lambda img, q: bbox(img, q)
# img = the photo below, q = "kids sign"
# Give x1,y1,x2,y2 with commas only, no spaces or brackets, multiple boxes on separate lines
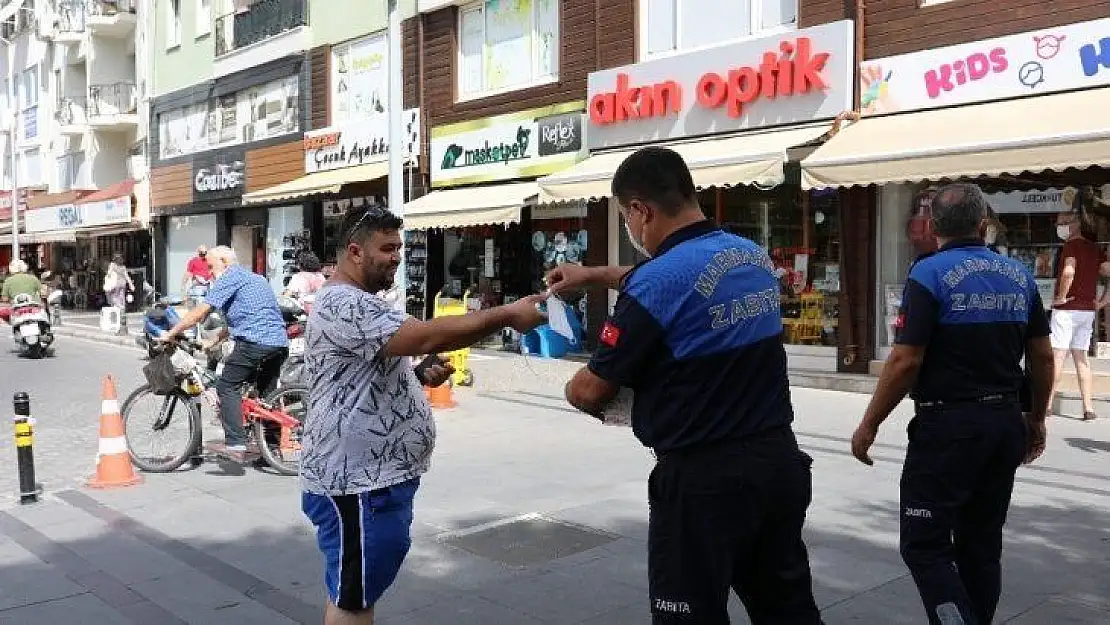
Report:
586,20,854,150
859,16,1110,116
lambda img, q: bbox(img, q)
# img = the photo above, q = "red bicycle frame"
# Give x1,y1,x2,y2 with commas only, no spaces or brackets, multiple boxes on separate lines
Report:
241,396,301,429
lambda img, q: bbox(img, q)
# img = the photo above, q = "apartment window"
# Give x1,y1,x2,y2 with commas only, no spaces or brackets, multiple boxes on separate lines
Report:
20,149,42,186
20,66,38,110
168,0,182,48
197,0,211,37
641,0,797,59
457,0,559,100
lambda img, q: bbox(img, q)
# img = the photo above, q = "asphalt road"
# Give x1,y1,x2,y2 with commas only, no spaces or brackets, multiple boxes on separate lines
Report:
0,336,149,505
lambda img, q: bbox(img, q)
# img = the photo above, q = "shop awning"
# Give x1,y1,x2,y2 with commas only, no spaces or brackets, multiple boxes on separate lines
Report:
0,231,78,245
800,87,1110,189
75,221,145,237
403,181,539,230
537,124,830,202
242,162,390,205
76,179,136,203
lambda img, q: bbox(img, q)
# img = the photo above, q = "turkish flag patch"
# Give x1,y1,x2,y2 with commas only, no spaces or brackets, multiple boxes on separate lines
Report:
600,322,622,347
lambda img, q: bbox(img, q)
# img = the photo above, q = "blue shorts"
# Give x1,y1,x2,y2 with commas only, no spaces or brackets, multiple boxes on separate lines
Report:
301,479,419,611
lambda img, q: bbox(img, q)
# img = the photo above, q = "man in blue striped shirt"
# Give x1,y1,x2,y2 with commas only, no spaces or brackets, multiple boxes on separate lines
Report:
164,245,289,463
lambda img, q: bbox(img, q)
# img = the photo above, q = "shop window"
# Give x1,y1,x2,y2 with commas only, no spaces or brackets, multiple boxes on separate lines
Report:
457,0,559,100
331,32,387,123
719,186,840,347
640,0,796,60
158,74,299,159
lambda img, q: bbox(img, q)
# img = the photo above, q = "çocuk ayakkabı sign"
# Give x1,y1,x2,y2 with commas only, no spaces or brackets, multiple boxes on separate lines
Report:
585,20,855,150
430,102,586,188
302,109,421,175
860,16,1110,116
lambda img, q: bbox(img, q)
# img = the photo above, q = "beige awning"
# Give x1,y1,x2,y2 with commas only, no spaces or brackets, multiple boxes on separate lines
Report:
801,87,1110,189
242,162,390,205
0,231,78,245
538,124,830,202
404,181,539,230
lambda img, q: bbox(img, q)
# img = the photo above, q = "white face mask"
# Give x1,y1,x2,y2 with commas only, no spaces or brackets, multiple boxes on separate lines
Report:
1057,225,1072,241
624,220,651,258
984,226,998,245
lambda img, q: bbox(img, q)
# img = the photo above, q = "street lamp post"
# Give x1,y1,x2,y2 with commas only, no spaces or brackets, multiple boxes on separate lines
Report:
387,0,405,312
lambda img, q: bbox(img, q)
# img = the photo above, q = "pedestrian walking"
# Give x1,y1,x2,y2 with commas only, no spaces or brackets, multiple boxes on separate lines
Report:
850,183,1055,625
552,147,823,625
299,206,548,625
1048,209,1110,420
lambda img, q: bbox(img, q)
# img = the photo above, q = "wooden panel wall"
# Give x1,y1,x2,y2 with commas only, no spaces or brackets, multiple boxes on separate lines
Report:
864,0,1110,59
799,0,852,28
246,141,306,192
310,46,330,130
837,186,877,373
421,0,624,127
150,164,192,208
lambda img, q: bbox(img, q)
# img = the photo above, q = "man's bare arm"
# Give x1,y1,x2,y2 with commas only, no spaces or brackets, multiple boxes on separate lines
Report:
383,294,546,358
1055,257,1076,305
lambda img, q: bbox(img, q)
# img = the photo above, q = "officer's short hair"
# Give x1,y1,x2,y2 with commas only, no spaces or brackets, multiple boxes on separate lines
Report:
931,184,988,238
612,147,696,216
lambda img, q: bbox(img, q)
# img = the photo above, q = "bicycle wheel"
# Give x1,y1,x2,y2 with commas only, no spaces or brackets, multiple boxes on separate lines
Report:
253,385,309,476
122,384,202,473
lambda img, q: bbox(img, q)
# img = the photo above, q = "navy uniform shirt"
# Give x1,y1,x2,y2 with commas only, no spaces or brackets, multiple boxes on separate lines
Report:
896,239,1050,403
588,221,794,453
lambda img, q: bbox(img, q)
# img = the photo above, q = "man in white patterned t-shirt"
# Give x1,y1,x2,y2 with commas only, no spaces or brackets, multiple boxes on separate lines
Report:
301,206,548,625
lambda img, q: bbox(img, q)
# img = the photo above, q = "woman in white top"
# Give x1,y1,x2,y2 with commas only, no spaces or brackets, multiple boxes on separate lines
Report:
284,252,326,304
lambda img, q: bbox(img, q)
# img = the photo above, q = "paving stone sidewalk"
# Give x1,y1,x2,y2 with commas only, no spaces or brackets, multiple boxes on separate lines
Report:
1,385,1108,624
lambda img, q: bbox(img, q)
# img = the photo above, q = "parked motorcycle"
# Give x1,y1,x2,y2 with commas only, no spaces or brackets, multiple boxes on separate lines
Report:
9,293,55,358
277,296,309,388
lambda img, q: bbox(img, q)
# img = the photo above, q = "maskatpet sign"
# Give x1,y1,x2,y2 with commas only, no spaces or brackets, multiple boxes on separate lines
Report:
585,20,854,150
303,109,421,175
430,102,586,188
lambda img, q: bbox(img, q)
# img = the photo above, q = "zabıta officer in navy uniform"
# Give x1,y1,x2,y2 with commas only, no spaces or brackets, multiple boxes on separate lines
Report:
550,147,823,625
851,184,1055,625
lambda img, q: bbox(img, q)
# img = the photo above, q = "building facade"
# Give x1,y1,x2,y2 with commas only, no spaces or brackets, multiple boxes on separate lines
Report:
0,0,149,304
800,0,1110,373
148,0,315,295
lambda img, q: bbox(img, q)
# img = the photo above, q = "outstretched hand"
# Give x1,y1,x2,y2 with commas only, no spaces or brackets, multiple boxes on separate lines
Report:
504,292,550,332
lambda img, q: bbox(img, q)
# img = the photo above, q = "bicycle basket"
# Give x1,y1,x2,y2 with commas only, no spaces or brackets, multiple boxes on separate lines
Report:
143,350,182,396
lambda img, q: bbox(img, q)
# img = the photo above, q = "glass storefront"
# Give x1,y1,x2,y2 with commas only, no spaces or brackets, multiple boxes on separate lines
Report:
875,180,1110,357
718,186,842,347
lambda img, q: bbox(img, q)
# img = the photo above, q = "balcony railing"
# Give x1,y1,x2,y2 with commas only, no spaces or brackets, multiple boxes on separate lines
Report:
55,96,88,126
88,82,137,117
87,0,137,17
214,0,306,57
55,0,136,33
56,0,87,34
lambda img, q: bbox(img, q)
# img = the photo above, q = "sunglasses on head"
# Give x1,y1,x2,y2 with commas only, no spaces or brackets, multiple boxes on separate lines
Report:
344,206,392,246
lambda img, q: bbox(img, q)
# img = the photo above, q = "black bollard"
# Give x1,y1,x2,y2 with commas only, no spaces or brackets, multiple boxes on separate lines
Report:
13,392,40,505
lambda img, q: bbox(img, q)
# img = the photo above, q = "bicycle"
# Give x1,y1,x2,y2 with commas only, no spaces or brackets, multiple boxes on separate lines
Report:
122,338,308,476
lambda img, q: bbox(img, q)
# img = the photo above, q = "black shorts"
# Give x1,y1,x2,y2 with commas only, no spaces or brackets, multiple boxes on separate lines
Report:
648,431,823,625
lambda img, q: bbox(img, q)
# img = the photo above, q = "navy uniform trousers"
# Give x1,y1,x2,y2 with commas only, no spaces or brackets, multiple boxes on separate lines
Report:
899,403,1027,625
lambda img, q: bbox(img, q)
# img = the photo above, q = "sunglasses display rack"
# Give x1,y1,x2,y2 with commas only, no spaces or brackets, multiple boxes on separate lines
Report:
405,230,429,320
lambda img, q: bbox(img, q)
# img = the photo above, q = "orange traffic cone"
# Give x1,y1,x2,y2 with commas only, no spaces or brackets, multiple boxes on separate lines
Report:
88,375,142,489
425,382,457,410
